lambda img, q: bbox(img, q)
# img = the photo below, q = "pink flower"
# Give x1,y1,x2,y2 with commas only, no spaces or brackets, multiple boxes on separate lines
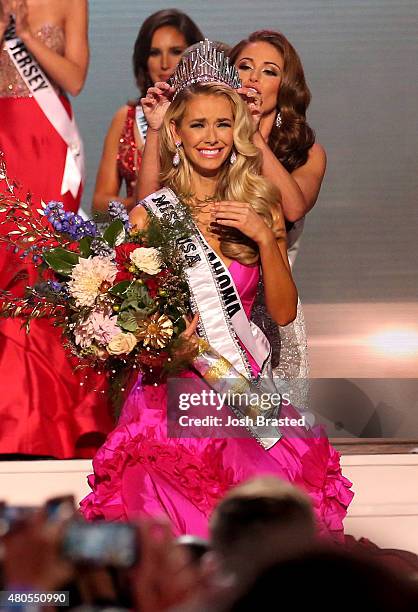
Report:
74,310,120,348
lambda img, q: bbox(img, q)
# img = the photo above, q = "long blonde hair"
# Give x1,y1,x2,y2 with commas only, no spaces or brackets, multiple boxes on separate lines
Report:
159,83,281,265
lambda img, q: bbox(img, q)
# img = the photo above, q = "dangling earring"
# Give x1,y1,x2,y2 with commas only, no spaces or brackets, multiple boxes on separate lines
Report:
172,142,181,167
275,111,282,129
230,150,237,165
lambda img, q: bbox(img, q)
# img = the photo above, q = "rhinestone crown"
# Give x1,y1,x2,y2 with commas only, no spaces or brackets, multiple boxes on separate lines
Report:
170,39,241,97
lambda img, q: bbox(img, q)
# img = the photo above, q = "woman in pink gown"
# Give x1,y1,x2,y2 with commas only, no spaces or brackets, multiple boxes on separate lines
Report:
81,50,353,540
81,260,352,540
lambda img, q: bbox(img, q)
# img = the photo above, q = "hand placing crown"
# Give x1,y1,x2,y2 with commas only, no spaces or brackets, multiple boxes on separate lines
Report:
169,39,241,98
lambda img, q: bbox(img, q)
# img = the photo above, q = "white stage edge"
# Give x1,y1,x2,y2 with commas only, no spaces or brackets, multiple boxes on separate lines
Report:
1,454,418,554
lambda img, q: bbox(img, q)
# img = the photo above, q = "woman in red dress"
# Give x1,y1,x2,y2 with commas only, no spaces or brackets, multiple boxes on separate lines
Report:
0,0,113,458
92,9,203,214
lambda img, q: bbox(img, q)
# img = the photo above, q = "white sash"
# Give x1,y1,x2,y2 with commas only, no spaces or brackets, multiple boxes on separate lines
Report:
140,188,271,381
4,19,85,199
135,106,148,145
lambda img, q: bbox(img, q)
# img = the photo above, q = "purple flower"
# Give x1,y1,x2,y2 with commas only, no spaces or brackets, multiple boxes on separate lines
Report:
90,238,115,258
47,280,69,298
83,220,99,237
108,200,132,231
45,201,64,215
43,201,99,239
49,280,63,292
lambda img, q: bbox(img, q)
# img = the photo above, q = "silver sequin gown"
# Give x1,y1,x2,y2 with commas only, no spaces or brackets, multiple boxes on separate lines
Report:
252,218,310,412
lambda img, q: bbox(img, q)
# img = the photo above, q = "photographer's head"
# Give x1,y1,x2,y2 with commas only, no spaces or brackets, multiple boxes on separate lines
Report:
226,547,418,612
209,476,316,583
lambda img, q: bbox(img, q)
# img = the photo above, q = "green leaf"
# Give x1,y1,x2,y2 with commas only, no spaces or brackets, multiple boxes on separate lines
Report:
43,247,79,276
103,219,124,247
117,310,139,332
125,282,153,307
79,236,93,257
120,297,140,311
117,307,149,332
133,308,150,320
109,280,132,296
48,247,79,264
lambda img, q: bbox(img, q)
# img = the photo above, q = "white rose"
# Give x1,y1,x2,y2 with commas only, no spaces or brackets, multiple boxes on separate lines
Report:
130,247,161,275
107,332,138,355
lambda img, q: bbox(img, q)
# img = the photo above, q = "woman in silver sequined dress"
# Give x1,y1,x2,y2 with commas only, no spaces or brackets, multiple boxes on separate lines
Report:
229,31,327,399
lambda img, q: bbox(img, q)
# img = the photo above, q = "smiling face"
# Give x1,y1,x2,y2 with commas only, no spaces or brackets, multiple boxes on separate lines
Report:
147,26,188,84
235,41,284,115
171,94,235,177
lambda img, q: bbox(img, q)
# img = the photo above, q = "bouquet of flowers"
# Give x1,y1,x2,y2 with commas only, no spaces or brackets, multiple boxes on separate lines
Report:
0,153,195,392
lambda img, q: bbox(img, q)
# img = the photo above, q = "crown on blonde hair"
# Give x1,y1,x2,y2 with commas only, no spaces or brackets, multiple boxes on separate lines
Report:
170,39,241,98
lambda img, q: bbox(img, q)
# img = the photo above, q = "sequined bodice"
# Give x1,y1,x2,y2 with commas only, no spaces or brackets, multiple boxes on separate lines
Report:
117,104,143,197
0,24,65,98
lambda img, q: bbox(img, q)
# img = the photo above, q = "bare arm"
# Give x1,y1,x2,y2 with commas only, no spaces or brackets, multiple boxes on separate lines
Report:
92,106,135,213
129,203,148,230
15,0,89,96
254,132,327,223
136,127,161,200
258,212,298,325
135,82,174,200
237,88,326,223
0,0,13,40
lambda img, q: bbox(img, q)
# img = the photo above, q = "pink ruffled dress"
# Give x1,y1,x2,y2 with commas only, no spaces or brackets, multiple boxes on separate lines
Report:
80,261,353,540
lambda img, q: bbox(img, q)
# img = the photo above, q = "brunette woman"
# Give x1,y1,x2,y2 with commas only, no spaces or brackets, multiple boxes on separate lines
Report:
230,30,326,385
92,9,203,213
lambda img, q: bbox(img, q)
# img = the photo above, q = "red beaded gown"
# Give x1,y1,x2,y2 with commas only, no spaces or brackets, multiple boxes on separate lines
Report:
0,24,113,458
116,103,143,198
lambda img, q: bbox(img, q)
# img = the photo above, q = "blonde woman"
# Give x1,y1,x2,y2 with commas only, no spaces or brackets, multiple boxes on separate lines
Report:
81,71,352,540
